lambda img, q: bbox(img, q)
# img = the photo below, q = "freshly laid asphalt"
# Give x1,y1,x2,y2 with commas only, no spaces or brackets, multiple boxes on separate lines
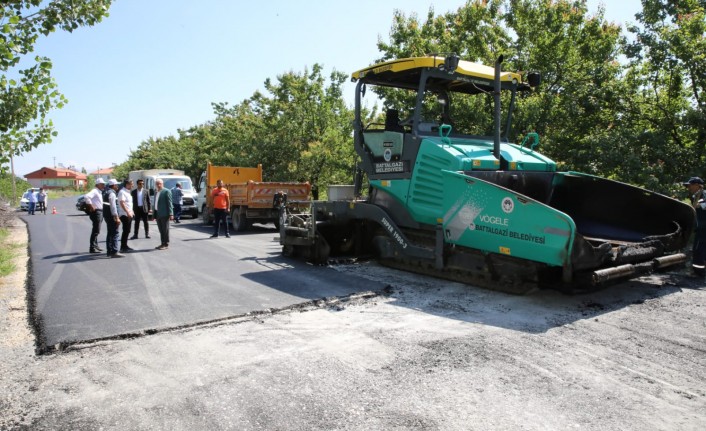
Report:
23,197,383,350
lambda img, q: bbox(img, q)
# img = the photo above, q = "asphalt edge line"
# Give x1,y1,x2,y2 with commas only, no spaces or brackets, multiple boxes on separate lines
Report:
46,287,393,355
18,216,51,356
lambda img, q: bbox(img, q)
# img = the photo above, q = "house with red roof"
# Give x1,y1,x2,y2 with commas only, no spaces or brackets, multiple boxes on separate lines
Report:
89,167,115,184
24,167,88,190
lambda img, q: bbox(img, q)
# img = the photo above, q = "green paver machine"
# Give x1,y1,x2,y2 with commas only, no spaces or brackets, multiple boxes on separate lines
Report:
280,55,694,293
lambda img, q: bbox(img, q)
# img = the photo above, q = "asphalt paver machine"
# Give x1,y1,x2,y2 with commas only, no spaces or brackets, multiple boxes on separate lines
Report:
280,55,694,293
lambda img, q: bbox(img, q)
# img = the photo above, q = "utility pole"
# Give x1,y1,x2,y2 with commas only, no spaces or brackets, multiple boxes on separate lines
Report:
10,148,17,206
53,156,56,169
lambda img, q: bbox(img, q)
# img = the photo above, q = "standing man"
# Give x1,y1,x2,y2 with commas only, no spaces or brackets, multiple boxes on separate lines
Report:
153,178,173,250
131,179,151,239
210,179,230,238
37,188,47,214
171,182,184,224
27,188,37,215
118,179,135,253
84,178,106,253
684,176,706,277
104,179,123,258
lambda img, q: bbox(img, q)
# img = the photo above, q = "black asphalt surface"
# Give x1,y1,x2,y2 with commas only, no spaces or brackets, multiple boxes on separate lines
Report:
22,197,383,349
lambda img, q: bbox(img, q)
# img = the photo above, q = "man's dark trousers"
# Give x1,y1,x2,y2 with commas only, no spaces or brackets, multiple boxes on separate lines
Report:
89,210,103,252
120,215,132,250
133,206,149,237
213,208,229,236
105,215,119,256
156,216,170,247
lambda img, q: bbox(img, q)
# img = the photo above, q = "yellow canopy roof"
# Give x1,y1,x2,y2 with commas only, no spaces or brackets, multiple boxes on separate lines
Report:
351,56,523,94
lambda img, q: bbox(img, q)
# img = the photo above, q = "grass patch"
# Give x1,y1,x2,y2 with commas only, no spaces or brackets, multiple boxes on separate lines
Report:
48,189,84,199
0,228,22,277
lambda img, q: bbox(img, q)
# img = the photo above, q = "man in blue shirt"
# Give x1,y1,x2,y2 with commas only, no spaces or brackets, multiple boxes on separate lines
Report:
171,182,184,224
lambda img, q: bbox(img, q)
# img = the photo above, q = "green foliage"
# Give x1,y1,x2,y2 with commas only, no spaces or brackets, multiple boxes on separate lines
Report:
371,0,703,195
0,1,113,169
239,65,355,188
0,171,31,204
114,0,702,199
117,65,356,191
623,0,706,196
0,227,22,277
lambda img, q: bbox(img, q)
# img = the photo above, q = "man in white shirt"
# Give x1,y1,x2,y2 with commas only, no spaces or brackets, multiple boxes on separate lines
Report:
84,178,106,253
118,179,135,253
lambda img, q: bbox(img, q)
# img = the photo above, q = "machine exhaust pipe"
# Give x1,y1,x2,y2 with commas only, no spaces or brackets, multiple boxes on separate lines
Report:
493,55,503,163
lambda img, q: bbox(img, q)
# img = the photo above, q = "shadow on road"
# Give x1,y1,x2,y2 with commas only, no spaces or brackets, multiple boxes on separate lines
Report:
378,270,692,334
175,220,277,236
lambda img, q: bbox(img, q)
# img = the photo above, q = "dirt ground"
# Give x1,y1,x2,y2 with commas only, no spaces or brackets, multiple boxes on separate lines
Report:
1,207,705,430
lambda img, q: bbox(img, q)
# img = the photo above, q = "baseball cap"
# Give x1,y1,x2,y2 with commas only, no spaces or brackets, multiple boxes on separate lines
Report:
682,177,704,186
95,178,106,185
107,179,119,186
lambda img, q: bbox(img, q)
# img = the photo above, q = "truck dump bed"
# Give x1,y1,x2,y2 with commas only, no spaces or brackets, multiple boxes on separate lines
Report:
201,163,311,231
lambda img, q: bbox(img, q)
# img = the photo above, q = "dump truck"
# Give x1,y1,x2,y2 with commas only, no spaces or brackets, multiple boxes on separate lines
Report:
279,55,695,293
198,163,311,231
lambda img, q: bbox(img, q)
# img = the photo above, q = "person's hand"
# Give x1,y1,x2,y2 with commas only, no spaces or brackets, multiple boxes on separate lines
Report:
169,215,174,221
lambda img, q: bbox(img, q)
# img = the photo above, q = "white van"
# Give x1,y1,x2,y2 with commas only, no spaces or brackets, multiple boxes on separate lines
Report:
128,169,199,218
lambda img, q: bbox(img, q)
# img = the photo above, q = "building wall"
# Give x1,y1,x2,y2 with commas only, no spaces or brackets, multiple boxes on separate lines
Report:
27,178,83,189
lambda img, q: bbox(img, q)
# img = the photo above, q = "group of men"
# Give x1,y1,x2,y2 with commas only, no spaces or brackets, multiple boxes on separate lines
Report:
23,188,48,215
84,177,231,257
84,178,175,258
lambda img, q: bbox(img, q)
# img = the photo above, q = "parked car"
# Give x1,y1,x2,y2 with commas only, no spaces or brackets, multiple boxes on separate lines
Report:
19,188,39,211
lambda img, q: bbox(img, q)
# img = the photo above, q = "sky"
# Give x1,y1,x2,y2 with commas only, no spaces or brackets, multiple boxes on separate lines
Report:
9,0,642,178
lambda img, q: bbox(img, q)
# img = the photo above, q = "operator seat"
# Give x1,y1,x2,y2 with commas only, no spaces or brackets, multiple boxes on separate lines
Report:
385,109,404,133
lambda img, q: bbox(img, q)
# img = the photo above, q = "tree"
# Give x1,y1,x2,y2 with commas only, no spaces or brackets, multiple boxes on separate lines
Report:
0,0,113,169
211,65,355,190
506,0,626,177
374,1,510,135
624,0,706,195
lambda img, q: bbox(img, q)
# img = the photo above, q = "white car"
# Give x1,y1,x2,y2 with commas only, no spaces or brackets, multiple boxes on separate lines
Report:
19,188,40,211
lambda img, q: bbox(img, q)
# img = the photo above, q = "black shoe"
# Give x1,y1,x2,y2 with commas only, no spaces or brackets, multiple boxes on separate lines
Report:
210,234,218,238
130,235,138,240
120,247,134,252
175,220,181,224
89,249,101,254
110,253,126,258
94,247,103,252
145,235,151,239
225,234,231,238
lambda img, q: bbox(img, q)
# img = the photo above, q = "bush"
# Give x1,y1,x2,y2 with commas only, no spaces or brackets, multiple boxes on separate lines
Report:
0,172,31,205
0,228,21,276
